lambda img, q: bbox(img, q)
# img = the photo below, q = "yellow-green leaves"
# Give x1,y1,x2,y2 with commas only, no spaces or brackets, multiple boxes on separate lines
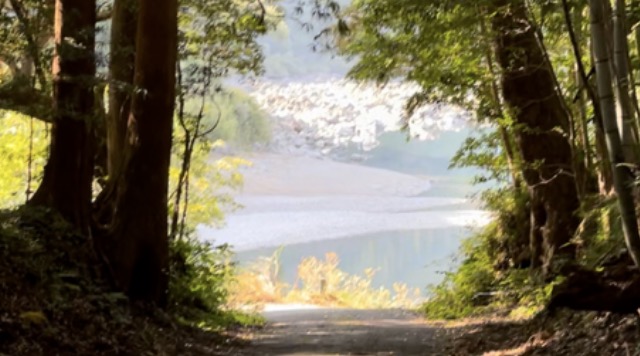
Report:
19,311,48,326
0,111,47,207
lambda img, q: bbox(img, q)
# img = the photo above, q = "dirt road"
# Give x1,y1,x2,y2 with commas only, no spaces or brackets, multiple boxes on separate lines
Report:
231,305,640,356
238,307,450,355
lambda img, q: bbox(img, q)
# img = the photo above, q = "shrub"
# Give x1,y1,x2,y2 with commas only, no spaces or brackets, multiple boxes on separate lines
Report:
420,186,542,319
229,250,422,309
168,234,263,329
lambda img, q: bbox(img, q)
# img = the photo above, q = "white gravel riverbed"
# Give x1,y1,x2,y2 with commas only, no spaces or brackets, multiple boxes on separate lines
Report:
199,153,490,251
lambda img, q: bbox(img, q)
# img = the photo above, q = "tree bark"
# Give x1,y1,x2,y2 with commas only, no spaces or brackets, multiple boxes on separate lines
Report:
29,0,96,234
93,0,137,226
104,0,178,304
479,13,522,190
107,0,137,179
491,0,580,275
590,0,640,267
613,0,640,164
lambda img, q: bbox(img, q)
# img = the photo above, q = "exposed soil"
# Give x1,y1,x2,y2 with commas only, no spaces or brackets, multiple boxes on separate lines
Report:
237,308,445,355
236,308,640,356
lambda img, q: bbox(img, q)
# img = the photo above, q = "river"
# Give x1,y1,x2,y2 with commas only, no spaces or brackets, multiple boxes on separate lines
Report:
199,131,490,296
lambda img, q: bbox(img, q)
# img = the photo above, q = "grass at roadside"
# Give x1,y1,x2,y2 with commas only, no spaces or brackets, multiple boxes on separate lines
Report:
227,249,422,310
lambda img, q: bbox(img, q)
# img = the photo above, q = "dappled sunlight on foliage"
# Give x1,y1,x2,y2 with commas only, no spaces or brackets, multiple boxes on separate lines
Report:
169,139,250,229
421,187,550,319
0,111,47,207
168,235,265,330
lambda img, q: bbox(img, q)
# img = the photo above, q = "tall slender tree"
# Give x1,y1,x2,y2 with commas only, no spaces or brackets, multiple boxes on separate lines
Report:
490,0,580,274
590,0,640,266
29,0,96,234
613,0,639,163
93,0,137,226
104,0,178,304
107,0,137,180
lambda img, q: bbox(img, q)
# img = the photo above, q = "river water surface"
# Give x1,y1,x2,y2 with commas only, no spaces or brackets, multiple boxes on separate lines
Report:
200,131,490,295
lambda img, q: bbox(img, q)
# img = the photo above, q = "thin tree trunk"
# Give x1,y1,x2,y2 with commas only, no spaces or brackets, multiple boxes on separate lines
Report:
570,2,594,169
562,0,601,195
106,0,178,304
479,13,521,190
491,0,580,275
170,58,219,240
593,43,615,195
562,0,598,199
590,0,640,266
29,0,96,234
613,0,640,163
635,25,640,101
170,64,189,240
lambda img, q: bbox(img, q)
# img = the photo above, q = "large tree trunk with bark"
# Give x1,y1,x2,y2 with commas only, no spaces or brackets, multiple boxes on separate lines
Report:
491,0,580,275
102,0,178,304
107,0,137,178
29,0,96,234
93,0,138,226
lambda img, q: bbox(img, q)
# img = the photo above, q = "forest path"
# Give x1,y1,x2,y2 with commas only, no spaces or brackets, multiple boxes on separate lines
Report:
236,307,451,355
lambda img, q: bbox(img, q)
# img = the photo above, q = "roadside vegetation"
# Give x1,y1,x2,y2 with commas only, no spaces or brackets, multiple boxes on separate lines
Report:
0,0,276,351
6,0,640,354
228,250,422,310
330,0,640,322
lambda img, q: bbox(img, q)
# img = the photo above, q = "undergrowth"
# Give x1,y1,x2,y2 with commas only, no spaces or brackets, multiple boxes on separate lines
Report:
421,187,550,319
228,249,422,309
168,235,264,330
421,186,626,320
0,208,256,355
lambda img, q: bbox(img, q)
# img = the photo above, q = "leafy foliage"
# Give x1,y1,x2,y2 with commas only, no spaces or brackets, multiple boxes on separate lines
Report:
339,1,489,115
0,207,240,354
450,128,511,184
167,235,263,329
205,89,272,148
169,139,249,229
0,111,47,207
421,187,538,319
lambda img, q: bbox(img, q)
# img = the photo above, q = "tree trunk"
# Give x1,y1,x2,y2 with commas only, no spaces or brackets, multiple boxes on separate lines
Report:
479,14,522,190
491,0,580,275
105,0,178,304
590,0,640,267
107,0,137,178
93,0,137,226
563,0,598,195
613,0,640,164
29,0,96,234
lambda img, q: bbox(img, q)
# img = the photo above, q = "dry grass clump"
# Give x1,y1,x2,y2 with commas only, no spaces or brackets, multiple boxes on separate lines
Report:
228,250,421,309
